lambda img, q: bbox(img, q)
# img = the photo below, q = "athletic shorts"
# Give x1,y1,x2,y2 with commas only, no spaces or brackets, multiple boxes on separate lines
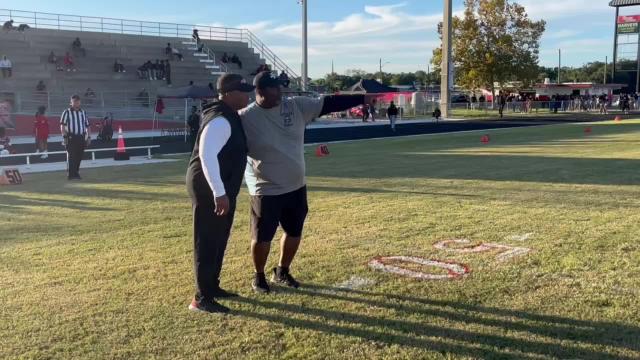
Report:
250,186,308,243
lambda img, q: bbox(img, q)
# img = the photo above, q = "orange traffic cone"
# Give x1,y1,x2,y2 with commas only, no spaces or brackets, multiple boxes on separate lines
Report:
614,115,622,122
315,144,330,157
480,135,490,144
114,126,130,160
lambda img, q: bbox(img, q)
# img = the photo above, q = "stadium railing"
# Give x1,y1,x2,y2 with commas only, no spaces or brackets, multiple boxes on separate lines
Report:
0,8,300,84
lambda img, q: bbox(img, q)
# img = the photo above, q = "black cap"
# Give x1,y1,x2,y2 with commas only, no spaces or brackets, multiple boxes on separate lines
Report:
253,71,284,90
217,73,255,93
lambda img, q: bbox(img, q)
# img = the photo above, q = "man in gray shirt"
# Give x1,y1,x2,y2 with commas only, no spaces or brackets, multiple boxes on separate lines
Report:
240,71,366,293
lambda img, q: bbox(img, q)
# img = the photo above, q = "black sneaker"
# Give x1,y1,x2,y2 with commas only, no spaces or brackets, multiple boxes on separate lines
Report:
252,273,270,294
212,287,239,298
188,298,230,314
272,267,300,288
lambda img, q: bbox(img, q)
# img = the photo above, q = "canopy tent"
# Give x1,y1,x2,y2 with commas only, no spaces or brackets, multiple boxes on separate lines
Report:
346,79,398,94
152,85,217,142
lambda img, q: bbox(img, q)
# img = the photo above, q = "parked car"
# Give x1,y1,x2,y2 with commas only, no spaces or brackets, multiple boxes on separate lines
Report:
451,94,469,103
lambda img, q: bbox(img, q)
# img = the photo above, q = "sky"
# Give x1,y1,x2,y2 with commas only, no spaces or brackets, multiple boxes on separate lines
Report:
1,0,624,78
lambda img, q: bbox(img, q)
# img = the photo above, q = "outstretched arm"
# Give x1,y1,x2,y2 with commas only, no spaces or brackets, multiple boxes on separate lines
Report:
319,95,365,117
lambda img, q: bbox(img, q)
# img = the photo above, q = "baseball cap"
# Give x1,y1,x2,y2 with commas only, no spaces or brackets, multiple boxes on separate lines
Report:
217,73,255,93
253,71,284,90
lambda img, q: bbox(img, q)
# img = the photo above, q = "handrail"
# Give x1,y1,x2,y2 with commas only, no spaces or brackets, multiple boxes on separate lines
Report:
0,8,297,82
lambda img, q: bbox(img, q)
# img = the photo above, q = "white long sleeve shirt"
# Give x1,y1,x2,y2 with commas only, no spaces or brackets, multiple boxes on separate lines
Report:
199,116,231,197
0,59,12,68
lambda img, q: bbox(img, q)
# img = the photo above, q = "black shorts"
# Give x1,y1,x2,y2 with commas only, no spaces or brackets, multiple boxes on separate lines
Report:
250,186,308,243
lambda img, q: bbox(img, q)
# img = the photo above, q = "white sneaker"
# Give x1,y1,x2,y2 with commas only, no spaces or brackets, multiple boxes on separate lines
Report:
36,149,40,154
41,154,48,159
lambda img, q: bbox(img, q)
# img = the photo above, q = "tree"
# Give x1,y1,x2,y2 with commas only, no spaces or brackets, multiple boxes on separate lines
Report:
432,0,545,98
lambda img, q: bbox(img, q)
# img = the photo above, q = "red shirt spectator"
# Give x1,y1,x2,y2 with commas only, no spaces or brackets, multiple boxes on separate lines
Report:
34,113,49,140
64,53,74,66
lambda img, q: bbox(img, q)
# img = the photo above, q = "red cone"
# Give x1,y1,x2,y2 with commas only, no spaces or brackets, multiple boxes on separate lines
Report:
584,127,592,134
480,135,490,144
114,126,130,160
315,144,330,157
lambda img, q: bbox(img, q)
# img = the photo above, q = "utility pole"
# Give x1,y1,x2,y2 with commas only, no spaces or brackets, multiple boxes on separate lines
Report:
604,56,608,85
301,0,308,91
557,49,561,84
441,0,452,118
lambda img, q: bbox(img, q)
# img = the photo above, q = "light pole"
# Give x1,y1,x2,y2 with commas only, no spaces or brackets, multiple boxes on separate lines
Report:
299,0,309,91
441,0,452,118
379,58,390,80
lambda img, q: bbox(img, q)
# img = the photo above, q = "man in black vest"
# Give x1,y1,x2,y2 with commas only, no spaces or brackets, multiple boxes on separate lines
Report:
186,74,254,313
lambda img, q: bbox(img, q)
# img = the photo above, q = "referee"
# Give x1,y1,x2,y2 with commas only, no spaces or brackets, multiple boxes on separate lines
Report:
60,95,90,180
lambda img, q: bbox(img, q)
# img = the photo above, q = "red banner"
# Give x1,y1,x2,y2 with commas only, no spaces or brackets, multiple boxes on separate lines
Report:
618,15,640,24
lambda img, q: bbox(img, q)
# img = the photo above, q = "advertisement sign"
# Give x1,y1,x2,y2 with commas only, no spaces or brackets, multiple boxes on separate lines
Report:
617,22,639,34
618,15,640,24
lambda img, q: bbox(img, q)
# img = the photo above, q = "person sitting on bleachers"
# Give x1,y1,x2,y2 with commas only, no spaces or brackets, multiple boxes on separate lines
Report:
64,52,76,72
251,64,270,76
113,59,126,73
17,24,30,32
2,20,14,32
279,71,290,88
231,53,242,69
48,51,57,64
221,52,229,63
36,80,46,92
72,37,86,57
0,56,13,78
97,113,114,142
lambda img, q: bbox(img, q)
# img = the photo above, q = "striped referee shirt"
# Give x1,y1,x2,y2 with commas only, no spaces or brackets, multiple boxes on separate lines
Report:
60,108,89,135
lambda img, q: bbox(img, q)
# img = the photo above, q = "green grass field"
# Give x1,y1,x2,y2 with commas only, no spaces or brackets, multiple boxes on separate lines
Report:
2,120,640,359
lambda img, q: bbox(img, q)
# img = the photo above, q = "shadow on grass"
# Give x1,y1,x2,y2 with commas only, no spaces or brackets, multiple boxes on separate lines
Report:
228,284,639,360
0,193,114,212
310,152,640,186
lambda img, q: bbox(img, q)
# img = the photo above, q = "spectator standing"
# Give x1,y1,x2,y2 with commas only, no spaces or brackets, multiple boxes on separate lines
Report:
370,99,377,121
34,106,49,158
471,94,477,110
362,103,370,122
60,95,90,180
0,56,13,78
387,101,399,131
498,91,506,118
221,52,229,63
165,43,173,58
187,106,200,151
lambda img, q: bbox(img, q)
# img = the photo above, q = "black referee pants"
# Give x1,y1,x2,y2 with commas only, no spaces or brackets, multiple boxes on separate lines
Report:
192,195,236,302
66,134,85,178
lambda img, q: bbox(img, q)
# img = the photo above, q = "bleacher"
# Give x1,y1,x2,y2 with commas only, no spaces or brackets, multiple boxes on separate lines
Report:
0,9,299,121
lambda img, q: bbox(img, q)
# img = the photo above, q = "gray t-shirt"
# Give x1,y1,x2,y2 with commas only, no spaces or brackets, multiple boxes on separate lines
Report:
240,96,323,196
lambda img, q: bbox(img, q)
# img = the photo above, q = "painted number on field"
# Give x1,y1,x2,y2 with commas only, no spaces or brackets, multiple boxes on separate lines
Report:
368,256,470,280
433,239,531,261
0,168,22,185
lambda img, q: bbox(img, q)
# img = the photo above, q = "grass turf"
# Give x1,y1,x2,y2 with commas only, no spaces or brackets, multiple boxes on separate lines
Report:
1,120,640,359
